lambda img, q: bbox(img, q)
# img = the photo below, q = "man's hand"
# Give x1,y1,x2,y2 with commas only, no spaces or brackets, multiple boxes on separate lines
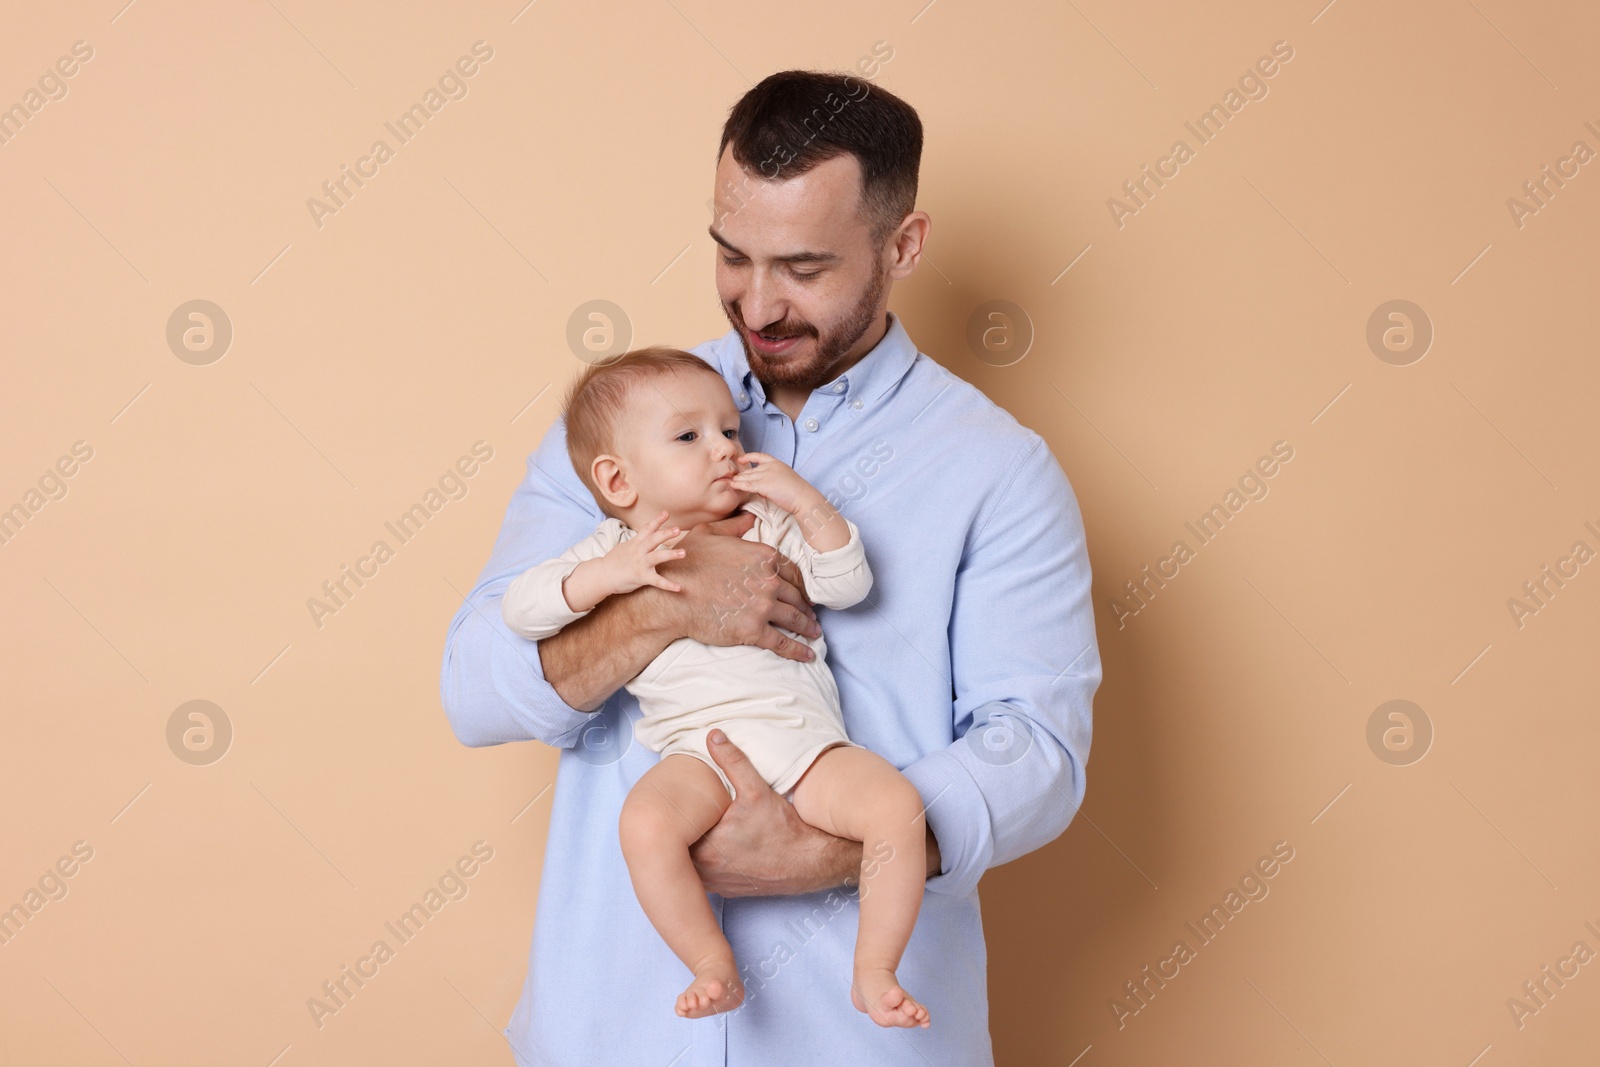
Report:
642,511,822,662
688,730,942,897
538,511,819,710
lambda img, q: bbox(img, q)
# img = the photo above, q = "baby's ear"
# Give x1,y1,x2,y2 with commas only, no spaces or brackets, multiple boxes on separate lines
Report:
591,454,637,510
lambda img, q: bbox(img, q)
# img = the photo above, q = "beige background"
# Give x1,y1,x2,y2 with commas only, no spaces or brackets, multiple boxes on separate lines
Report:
3,0,1597,1063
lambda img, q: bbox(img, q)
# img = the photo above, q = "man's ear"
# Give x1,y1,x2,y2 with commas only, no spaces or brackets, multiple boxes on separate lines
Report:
886,210,931,279
591,454,637,512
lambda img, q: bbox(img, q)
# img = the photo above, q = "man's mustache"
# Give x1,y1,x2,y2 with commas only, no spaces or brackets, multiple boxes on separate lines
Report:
731,305,816,340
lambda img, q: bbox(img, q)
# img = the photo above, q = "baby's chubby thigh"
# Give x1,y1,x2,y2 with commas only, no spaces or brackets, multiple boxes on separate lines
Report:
618,752,734,858
787,745,926,846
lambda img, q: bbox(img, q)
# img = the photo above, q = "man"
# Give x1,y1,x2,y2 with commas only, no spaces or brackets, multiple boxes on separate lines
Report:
440,70,1100,1066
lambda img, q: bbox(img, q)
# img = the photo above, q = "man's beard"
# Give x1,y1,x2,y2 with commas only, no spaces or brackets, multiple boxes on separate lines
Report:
723,268,887,392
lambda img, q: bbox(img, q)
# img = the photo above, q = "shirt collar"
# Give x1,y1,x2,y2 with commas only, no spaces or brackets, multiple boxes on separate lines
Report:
721,311,920,412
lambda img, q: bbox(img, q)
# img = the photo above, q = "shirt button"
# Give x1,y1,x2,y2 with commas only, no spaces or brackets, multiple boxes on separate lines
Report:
804,418,819,432
850,398,862,410
832,381,845,393
738,391,748,403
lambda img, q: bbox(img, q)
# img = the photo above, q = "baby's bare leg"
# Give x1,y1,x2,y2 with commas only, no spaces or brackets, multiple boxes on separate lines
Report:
788,745,931,1029
618,753,742,1018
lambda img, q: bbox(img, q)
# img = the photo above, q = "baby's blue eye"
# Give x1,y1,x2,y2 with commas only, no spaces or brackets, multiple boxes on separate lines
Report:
722,429,739,439
677,431,695,442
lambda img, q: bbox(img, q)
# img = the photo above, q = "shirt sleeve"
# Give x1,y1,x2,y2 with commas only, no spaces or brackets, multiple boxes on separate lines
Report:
750,495,874,611
438,415,612,748
499,522,621,640
899,434,1101,899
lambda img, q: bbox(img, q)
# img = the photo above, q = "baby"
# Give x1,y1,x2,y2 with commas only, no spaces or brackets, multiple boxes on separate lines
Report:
500,345,930,1029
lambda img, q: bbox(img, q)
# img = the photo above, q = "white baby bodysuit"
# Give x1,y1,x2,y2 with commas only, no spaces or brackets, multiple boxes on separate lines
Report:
499,495,873,800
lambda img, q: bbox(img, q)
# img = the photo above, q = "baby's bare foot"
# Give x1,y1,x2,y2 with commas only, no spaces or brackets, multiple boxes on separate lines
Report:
675,956,744,1019
851,966,930,1029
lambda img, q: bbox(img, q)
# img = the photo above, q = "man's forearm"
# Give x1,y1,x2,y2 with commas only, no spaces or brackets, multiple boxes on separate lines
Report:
823,824,942,892
538,591,672,711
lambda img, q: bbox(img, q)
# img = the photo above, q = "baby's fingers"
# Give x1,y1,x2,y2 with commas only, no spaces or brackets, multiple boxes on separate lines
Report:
648,547,687,566
736,451,776,467
640,509,672,535
648,573,683,593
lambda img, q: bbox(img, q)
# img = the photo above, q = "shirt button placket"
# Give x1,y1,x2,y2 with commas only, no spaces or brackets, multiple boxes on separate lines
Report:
769,412,796,465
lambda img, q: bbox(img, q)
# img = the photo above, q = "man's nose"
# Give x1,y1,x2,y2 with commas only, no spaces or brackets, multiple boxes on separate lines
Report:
740,272,785,333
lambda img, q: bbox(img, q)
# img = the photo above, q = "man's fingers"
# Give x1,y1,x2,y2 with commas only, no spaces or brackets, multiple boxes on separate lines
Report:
771,554,811,604
705,729,765,792
767,601,820,641
755,628,814,663
699,512,756,537
767,571,818,634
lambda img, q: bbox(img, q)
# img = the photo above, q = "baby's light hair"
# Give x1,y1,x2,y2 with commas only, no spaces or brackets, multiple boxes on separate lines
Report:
562,346,727,519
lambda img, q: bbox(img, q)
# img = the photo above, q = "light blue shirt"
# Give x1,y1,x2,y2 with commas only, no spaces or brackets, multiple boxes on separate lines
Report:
439,312,1101,1066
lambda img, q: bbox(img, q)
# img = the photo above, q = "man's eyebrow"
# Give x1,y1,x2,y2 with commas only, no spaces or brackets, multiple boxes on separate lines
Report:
706,226,840,265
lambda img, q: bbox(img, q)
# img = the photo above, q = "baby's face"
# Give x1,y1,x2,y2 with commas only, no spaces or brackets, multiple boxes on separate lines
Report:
613,369,749,527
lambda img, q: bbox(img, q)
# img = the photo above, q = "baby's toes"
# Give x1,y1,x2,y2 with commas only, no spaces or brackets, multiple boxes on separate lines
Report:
883,989,929,1028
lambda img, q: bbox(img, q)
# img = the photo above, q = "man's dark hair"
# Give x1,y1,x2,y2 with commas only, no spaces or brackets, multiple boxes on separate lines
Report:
718,70,922,245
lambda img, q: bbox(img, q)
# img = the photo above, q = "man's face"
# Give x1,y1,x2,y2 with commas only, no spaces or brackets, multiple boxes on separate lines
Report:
709,146,889,391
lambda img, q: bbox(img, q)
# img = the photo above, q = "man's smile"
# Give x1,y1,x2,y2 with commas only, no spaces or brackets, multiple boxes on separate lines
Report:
747,326,809,356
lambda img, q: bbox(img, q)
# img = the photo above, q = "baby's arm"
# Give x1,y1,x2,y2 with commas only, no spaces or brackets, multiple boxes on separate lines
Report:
501,511,685,640
729,452,849,552
730,453,872,611
560,511,686,611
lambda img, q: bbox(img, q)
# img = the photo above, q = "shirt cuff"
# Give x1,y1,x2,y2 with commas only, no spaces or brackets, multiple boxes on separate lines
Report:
899,747,994,899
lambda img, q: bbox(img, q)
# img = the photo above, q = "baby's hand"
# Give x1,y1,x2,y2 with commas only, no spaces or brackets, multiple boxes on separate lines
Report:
729,452,822,516
603,510,687,595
